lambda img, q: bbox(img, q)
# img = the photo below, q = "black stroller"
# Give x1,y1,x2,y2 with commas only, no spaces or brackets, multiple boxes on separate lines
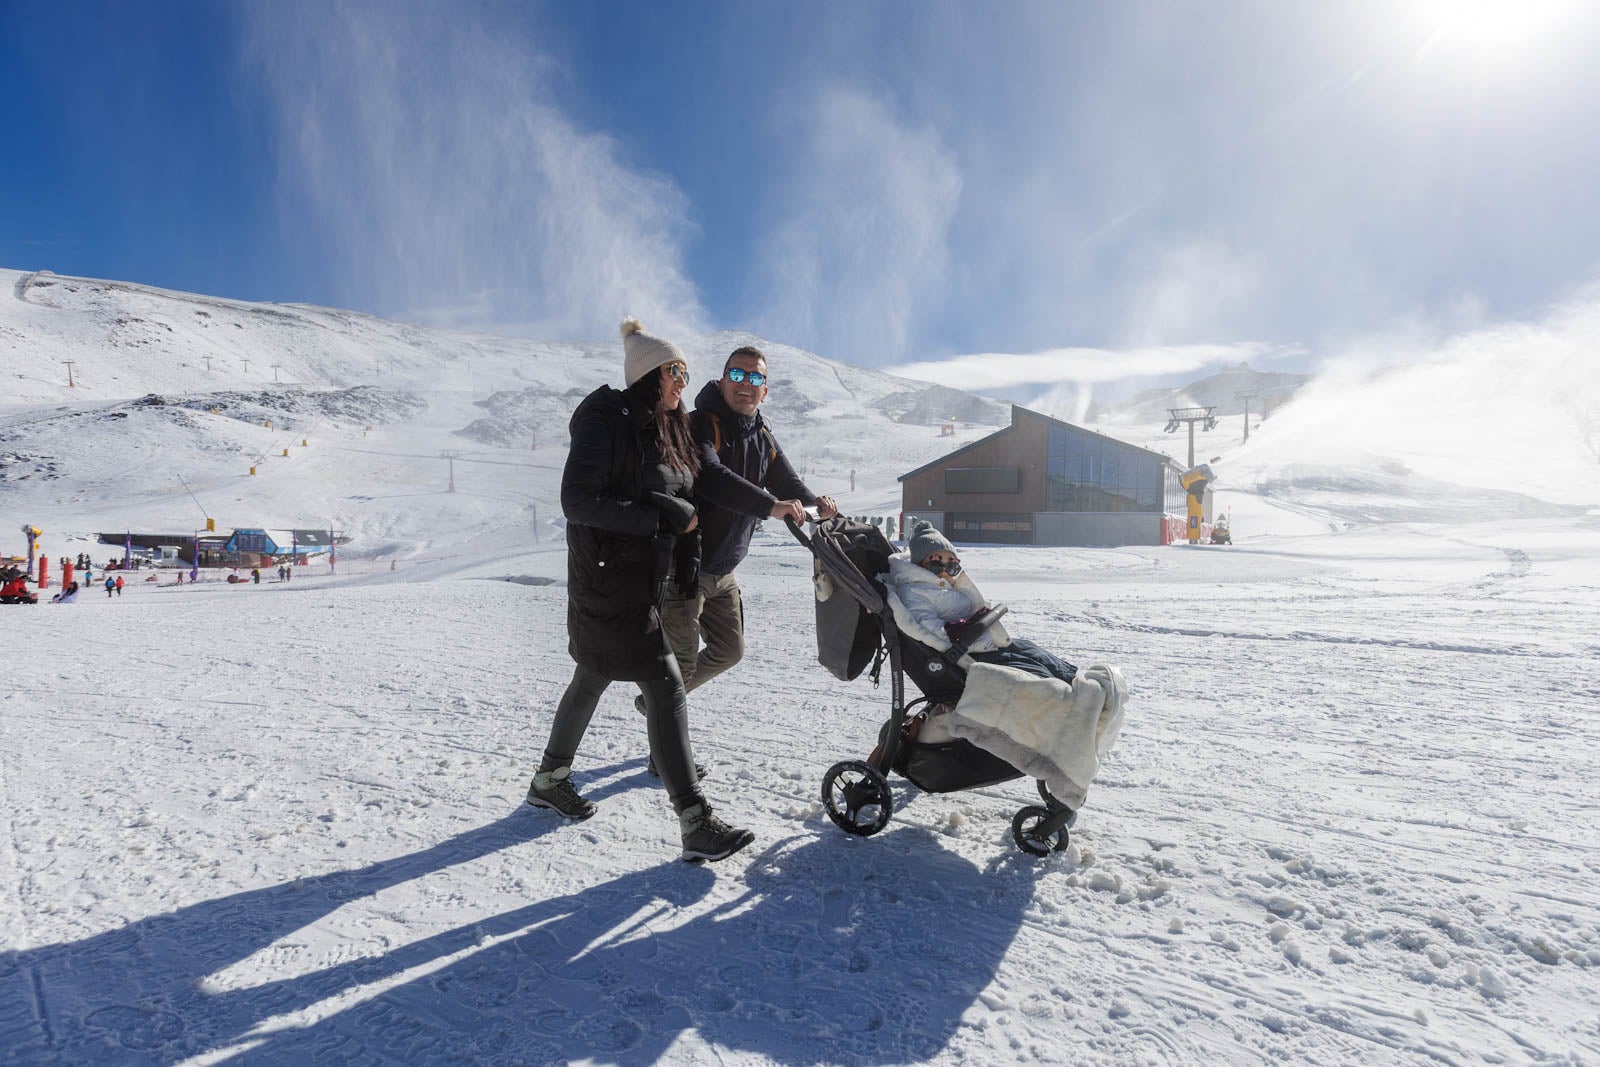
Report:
788,517,1079,855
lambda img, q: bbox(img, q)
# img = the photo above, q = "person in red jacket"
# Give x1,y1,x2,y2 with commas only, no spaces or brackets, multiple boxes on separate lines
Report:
114,575,124,597
1,573,37,604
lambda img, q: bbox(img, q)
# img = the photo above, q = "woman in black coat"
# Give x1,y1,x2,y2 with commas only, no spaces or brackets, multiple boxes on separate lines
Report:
527,318,755,863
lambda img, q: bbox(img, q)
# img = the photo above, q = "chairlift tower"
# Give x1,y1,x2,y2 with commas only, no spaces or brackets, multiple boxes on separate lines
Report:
441,450,462,493
1234,392,1257,443
1163,406,1217,468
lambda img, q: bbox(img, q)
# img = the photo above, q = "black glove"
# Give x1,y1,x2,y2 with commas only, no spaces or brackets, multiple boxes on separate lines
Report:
673,531,701,597
648,491,697,535
944,616,987,652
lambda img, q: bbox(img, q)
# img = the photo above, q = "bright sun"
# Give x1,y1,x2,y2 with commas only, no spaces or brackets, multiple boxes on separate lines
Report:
1413,0,1587,65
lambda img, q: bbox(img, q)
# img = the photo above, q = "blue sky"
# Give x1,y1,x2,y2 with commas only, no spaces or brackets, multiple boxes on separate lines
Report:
5,0,1600,392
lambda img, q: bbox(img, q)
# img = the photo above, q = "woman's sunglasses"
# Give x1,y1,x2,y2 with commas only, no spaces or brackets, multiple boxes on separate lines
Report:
664,362,689,383
919,557,963,577
725,367,766,387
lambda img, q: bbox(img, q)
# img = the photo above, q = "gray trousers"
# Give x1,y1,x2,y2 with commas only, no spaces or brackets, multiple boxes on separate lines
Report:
660,571,744,694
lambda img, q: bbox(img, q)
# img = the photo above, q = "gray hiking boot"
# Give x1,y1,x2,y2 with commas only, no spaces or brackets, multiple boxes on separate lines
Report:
678,802,754,863
525,766,595,820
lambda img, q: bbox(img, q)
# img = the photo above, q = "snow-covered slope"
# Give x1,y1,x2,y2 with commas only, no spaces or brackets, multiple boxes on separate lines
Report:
1116,362,1310,422
1,269,1007,557
1063,306,1600,532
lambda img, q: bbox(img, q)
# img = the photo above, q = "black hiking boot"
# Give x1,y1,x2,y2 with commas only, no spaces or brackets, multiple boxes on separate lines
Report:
678,802,754,863
525,766,595,820
647,754,709,779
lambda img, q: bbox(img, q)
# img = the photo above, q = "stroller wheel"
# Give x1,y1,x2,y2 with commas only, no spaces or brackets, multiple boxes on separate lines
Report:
1012,805,1070,856
821,760,893,837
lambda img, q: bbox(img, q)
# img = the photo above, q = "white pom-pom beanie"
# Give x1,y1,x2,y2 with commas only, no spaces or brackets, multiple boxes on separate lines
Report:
620,317,687,387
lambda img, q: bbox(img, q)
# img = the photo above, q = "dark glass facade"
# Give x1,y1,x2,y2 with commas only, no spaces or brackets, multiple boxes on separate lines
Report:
1164,466,1185,515
1044,425,1167,514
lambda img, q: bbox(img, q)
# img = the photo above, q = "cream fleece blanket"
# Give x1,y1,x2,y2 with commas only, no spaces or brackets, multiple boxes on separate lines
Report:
944,662,1127,810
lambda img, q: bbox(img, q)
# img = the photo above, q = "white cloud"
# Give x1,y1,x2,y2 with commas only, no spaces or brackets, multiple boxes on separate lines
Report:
243,4,706,341
754,87,962,364
1118,236,1262,347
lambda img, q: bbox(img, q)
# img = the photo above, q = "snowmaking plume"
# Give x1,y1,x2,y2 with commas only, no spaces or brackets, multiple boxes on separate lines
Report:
1225,284,1600,509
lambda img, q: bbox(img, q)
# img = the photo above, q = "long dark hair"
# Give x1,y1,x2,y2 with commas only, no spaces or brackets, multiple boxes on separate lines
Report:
627,368,700,476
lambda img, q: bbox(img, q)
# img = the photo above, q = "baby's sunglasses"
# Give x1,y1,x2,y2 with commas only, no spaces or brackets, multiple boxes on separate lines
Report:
725,367,766,387
919,557,963,577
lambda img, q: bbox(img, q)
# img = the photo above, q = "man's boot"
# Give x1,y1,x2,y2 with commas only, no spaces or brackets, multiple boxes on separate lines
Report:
525,766,596,820
678,802,754,863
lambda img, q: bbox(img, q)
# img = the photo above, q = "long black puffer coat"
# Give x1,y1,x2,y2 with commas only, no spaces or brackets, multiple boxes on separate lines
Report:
562,382,701,682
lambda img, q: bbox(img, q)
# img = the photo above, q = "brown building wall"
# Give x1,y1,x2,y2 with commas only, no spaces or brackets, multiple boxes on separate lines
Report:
899,419,1048,515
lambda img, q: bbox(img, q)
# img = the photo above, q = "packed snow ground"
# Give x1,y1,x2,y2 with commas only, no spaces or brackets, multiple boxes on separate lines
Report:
3,516,1598,1065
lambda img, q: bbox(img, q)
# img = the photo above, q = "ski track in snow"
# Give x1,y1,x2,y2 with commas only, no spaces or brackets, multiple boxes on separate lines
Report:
2,525,1599,1066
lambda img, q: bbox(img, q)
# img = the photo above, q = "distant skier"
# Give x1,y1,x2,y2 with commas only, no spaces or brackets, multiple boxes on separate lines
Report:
114,575,124,597
251,567,261,585
105,576,115,597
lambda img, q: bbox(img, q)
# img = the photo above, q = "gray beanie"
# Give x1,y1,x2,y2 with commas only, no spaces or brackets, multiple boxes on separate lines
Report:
907,519,956,564
620,317,687,387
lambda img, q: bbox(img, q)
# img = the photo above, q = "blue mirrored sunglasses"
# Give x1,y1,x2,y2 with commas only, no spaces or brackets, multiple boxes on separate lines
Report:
726,367,766,387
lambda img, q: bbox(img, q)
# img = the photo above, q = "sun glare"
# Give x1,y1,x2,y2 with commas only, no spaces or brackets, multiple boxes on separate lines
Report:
1413,0,1586,66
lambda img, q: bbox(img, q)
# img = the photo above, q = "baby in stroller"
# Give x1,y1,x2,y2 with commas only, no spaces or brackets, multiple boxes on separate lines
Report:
888,519,1079,685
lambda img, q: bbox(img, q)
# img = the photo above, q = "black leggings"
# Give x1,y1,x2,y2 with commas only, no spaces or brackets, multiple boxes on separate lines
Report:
541,657,701,813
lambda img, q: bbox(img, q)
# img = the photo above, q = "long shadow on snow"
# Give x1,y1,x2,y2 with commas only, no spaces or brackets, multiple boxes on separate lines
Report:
0,768,646,1066
219,827,1041,1065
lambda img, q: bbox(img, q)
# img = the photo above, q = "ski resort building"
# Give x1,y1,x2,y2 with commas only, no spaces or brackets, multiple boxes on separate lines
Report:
96,528,340,566
223,528,336,561
899,405,1206,547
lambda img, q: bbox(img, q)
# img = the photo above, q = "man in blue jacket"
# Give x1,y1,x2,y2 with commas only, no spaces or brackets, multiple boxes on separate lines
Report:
642,346,837,766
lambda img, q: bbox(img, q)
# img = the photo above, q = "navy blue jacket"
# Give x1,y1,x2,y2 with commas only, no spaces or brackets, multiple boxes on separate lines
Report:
688,380,816,576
